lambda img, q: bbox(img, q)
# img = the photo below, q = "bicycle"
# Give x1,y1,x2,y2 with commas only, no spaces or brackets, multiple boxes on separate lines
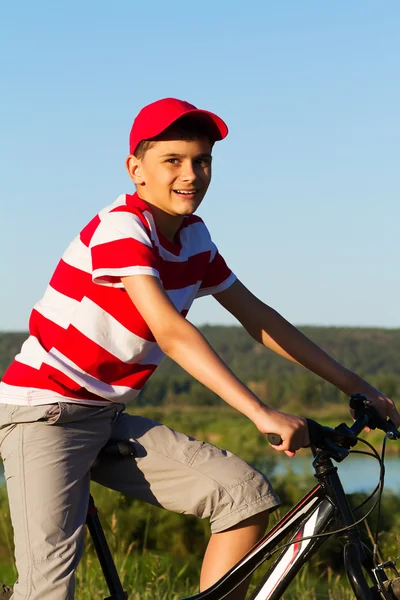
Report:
1,393,400,599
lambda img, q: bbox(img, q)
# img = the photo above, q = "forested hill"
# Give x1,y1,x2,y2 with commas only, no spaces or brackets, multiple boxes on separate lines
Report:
1,327,400,409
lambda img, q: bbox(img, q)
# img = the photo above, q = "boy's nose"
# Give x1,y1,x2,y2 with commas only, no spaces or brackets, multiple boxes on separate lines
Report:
180,162,197,181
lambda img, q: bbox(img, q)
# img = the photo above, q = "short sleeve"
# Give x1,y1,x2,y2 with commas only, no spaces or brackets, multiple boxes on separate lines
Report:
89,210,160,287
196,242,236,298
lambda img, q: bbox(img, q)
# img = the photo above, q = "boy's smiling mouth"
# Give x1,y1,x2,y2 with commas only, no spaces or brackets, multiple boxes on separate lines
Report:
173,189,198,197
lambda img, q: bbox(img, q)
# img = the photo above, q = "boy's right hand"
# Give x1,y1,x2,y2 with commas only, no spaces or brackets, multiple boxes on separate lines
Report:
250,405,310,457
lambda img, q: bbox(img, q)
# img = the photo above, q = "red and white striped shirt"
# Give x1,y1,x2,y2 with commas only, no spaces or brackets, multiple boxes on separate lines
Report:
0,193,236,406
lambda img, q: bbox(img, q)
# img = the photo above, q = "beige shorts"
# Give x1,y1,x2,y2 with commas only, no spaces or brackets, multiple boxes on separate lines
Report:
94,409,280,533
0,401,280,599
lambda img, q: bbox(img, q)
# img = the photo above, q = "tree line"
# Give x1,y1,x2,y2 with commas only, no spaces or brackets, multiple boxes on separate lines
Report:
1,326,400,409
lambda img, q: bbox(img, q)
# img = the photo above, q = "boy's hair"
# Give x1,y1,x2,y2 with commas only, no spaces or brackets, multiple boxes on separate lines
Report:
134,116,214,159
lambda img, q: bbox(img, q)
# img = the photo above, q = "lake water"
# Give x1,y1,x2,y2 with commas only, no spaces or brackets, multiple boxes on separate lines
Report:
1,455,399,494
271,454,400,494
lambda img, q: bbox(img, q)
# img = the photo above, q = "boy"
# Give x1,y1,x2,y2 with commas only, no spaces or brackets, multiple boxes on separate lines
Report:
0,97,399,600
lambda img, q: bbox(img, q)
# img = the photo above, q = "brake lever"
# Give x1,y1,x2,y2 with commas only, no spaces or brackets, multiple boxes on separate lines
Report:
381,419,400,440
350,394,400,439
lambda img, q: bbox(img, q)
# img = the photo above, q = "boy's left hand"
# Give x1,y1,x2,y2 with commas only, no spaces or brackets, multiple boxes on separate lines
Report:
349,381,400,430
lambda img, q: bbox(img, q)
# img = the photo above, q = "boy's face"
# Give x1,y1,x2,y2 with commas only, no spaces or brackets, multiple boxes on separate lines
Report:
127,133,213,218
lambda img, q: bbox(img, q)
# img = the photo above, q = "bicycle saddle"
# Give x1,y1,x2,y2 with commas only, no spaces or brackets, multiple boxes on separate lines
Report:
97,440,136,460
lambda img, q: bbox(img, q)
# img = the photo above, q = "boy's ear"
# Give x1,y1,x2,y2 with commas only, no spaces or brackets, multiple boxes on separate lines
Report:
126,155,144,185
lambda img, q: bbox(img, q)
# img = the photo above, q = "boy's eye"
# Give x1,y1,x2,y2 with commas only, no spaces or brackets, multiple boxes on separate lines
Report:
164,157,211,167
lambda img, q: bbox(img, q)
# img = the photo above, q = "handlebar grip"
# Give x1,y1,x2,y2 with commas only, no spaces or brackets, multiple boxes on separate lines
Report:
267,433,283,446
267,419,322,448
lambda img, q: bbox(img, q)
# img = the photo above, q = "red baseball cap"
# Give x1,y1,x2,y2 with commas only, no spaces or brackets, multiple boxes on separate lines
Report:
129,97,228,155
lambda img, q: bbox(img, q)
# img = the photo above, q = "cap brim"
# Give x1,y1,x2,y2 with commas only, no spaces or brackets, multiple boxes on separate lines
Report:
146,109,228,143
179,109,228,141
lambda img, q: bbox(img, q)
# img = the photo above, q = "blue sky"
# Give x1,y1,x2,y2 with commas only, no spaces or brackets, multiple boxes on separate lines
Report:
1,1,399,330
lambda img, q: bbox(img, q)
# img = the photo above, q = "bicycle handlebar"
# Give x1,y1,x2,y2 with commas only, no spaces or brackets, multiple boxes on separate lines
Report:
267,394,400,461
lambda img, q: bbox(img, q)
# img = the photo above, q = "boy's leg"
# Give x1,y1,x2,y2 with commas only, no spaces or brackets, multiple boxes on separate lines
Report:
0,402,122,600
200,511,269,600
92,412,280,599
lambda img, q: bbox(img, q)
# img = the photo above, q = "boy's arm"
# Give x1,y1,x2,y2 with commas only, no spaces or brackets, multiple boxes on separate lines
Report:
214,280,400,427
122,274,309,456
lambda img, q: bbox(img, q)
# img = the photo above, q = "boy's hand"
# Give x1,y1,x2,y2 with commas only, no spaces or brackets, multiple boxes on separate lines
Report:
250,406,309,457
348,381,400,430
